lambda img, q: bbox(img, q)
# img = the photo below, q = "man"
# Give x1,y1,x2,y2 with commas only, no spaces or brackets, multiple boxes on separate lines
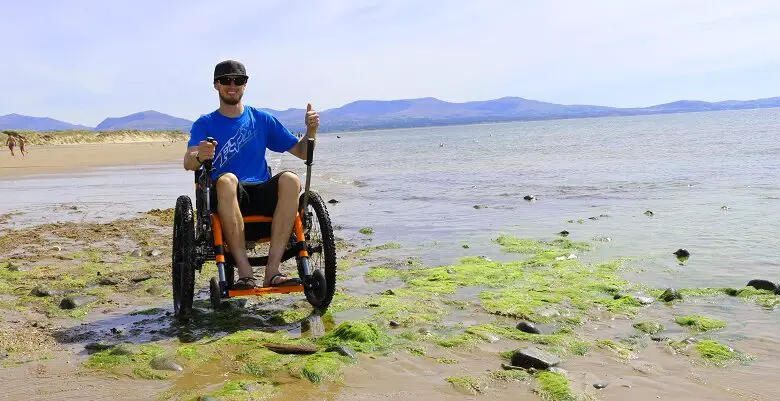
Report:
183,60,320,290
5,135,15,156
18,136,26,156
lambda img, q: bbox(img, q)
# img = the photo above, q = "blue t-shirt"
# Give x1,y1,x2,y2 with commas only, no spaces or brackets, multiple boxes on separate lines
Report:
187,106,298,183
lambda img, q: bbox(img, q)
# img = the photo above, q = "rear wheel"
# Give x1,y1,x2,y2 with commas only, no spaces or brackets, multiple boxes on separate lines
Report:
172,195,196,320
299,191,337,312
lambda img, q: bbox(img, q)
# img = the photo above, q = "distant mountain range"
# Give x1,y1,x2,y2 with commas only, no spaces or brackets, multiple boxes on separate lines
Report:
3,95,780,133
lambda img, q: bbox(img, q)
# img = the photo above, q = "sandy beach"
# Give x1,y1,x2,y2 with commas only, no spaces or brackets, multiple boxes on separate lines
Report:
0,140,188,178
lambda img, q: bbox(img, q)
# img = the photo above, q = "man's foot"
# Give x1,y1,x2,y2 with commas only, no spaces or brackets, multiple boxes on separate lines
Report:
233,276,257,290
265,273,302,287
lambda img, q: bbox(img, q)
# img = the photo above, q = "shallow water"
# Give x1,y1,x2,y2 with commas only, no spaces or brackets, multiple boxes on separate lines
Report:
3,108,780,399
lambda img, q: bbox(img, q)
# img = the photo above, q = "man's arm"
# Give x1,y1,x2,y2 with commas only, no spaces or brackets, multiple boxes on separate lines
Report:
287,134,314,160
286,103,320,160
183,146,201,171
183,140,217,171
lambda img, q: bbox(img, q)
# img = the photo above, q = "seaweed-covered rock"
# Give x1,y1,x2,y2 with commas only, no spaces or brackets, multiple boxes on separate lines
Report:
659,288,682,302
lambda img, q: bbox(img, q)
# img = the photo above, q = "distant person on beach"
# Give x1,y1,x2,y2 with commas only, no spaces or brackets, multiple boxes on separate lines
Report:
183,60,320,290
18,136,26,156
5,135,15,156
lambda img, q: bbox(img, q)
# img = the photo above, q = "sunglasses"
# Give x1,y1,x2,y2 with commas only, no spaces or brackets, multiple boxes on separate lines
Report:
216,76,247,86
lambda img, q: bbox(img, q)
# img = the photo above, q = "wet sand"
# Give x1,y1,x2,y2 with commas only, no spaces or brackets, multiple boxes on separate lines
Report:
0,140,188,178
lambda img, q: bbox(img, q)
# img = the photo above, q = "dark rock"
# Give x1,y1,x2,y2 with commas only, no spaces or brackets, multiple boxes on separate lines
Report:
473,204,488,209
368,303,380,307
389,320,400,327
59,295,97,310
99,277,121,286
593,382,609,389
644,210,654,216
327,199,339,204
588,216,599,220
651,336,670,342
510,347,561,370
325,345,358,360
659,288,682,302
523,195,536,201
462,244,470,249
111,327,126,336
516,321,541,334
673,249,690,258
30,284,53,297
558,230,569,237
150,355,183,371
721,205,729,210
382,289,396,296
746,279,777,292
131,274,153,283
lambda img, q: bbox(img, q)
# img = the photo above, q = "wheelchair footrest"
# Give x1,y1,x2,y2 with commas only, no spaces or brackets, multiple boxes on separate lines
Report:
228,285,304,297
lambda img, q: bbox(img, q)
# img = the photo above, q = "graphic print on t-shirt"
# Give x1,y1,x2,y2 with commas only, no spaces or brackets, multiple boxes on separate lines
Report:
212,122,255,170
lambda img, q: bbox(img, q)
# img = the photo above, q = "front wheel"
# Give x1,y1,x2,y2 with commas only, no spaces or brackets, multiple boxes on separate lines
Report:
172,195,196,320
299,191,337,312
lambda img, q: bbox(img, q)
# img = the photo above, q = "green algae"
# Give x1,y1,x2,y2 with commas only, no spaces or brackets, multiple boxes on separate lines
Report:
695,340,734,365
288,351,355,383
674,315,727,332
446,375,489,395
364,266,399,282
633,321,665,335
317,321,392,353
200,379,278,401
359,227,374,235
596,339,636,360
85,343,177,380
495,235,590,254
535,371,575,401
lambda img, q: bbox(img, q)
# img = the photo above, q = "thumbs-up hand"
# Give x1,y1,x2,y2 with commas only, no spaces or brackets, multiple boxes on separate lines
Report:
305,103,319,136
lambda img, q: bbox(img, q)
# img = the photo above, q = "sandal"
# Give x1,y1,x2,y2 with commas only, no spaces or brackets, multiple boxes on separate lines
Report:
233,276,257,290
267,273,302,287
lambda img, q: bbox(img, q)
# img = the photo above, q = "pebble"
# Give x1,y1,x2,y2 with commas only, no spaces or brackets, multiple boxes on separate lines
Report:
516,321,541,334
594,381,610,389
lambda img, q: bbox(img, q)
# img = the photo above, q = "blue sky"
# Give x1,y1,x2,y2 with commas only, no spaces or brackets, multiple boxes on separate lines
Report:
3,0,780,126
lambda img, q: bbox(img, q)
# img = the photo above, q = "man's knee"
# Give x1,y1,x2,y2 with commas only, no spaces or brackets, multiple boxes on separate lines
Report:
278,172,300,195
216,173,238,199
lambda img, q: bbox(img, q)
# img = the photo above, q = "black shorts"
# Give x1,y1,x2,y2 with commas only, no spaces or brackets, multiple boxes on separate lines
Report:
210,171,292,216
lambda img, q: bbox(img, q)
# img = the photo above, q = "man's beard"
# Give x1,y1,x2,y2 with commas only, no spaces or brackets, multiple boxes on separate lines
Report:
219,92,243,106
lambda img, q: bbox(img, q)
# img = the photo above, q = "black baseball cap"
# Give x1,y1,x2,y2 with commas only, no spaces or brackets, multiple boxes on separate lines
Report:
214,60,248,80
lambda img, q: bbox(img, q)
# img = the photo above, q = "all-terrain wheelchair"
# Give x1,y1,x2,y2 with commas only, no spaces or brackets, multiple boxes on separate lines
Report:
170,137,337,320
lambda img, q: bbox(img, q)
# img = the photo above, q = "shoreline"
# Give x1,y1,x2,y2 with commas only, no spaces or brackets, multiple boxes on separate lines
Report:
0,141,188,179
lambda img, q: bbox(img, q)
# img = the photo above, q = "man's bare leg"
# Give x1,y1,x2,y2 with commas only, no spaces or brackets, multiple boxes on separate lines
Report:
263,172,301,287
215,173,253,282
